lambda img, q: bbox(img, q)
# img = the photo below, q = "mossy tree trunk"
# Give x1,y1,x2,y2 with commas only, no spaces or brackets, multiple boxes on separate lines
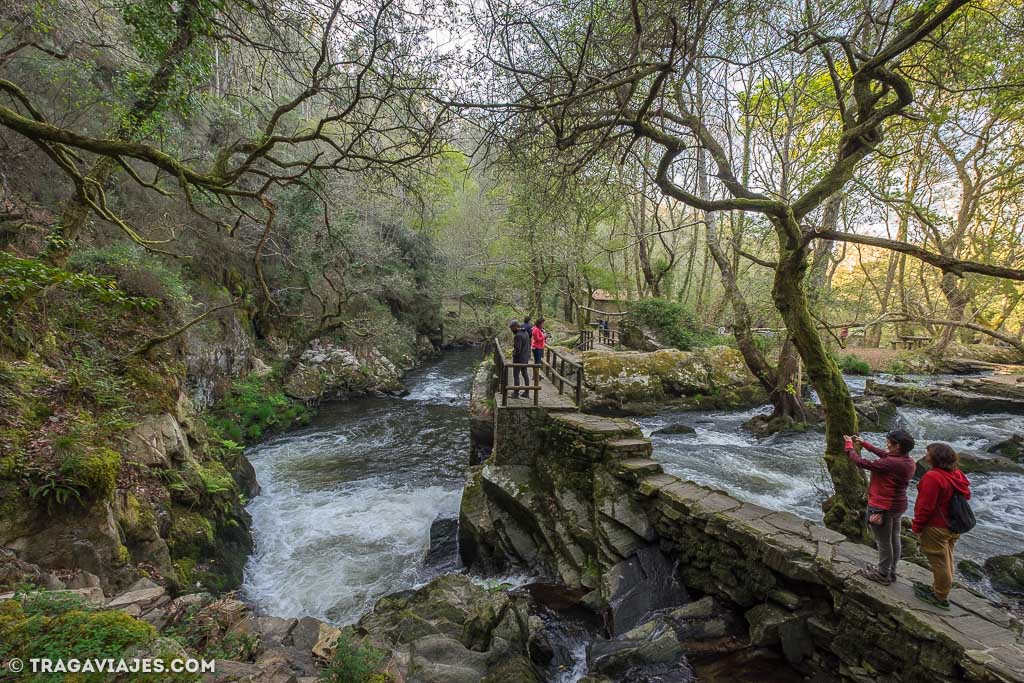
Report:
772,217,866,540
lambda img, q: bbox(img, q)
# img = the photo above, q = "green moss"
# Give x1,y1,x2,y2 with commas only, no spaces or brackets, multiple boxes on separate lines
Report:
197,461,234,495
0,593,157,681
61,448,120,501
167,509,216,562
621,298,710,350
319,631,393,683
207,372,310,445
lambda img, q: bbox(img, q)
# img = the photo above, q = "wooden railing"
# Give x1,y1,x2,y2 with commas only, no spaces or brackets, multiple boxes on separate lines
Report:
577,330,594,351
598,327,620,346
493,338,542,406
544,346,584,407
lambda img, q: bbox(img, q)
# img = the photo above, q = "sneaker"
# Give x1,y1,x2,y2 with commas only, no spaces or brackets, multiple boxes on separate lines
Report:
858,567,892,585
913,583,950,610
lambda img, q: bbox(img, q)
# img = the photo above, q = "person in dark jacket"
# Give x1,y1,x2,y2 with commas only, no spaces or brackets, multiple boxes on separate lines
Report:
510,321,532,398
522,316,534,340
844,430,917,585
911,443,971,609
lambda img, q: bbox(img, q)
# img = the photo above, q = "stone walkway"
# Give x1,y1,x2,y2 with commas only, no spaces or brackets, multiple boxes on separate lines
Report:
495,373,578,411
625,461,1024,682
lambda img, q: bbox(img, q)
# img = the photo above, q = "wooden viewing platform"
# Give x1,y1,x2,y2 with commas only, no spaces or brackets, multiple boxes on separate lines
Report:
492,337,585,410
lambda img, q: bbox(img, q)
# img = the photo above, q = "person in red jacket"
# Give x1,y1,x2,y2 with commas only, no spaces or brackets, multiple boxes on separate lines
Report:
843,430,917,585
912,443,971,609
531,317,547,365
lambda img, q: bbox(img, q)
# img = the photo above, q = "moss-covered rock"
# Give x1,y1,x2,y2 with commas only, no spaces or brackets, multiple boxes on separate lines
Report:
987,434,1024,463
581,347,764,414
62,448,121,501
284,341,404,402
351,574,542,682
984,552,1024,596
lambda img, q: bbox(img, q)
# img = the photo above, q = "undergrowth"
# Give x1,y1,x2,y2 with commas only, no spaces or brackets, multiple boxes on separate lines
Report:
622,298,711,350
319,632,393,683
0,589,195,683
206,372,309,444
836,353,871,376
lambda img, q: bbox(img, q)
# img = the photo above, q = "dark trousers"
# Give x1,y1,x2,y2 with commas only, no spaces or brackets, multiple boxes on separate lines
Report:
871,510,902,578
532,348,543,365
513,366,530,391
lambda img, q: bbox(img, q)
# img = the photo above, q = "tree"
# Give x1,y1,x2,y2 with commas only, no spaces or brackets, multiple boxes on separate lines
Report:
0,0,451,318
456,0,1024,537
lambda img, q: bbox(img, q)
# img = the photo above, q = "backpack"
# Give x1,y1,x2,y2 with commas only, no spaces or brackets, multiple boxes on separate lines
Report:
948,490,976,534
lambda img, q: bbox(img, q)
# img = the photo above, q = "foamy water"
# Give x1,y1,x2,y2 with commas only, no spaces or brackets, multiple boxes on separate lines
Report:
642,397,1024,563
243,352,478,624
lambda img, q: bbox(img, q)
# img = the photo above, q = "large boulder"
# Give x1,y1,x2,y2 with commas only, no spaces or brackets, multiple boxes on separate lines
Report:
984,552,1024,596
284,341,405,402
852,395,899,433
468,359,496,466
987,434,1024,463
581,347,765,414
352,573,543,683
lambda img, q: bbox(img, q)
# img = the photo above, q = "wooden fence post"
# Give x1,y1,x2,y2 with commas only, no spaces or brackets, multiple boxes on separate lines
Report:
575,364,583,407
532,364,539,406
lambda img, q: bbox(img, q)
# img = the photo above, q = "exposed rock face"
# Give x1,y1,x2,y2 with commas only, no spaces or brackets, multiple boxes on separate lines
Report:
852,395,899,433
2,401,255,595
184,305,256,410
988,434,1024,462
423,517,460,573
351,573,544,682
124,413,192,467
581,347,766,414
284,340,405,402
468,359,496,466
865,378,1024,415
0,498,136,594
460,409,685,627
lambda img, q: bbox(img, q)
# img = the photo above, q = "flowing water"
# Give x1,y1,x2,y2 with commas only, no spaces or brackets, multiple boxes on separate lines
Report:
243,355,1023,631
242,351,478,624
639,400,1024,565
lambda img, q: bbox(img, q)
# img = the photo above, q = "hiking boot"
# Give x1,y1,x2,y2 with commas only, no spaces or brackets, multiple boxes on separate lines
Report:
858,567,892,585
913,582,950,610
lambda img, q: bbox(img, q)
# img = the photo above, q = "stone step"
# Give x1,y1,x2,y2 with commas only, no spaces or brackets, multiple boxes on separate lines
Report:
615,458,663,481
606,438,653,459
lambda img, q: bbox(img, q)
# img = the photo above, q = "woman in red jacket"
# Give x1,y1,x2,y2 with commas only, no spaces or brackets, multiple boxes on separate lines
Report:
844,430,917,585
912,443,971,610
531,317,547,365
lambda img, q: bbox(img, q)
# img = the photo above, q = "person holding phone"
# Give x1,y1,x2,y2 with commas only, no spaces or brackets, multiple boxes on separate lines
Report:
843,430,917,585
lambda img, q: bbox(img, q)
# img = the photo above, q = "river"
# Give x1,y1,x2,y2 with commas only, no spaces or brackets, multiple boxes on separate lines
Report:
242,351,477,624
242,354,1024,627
